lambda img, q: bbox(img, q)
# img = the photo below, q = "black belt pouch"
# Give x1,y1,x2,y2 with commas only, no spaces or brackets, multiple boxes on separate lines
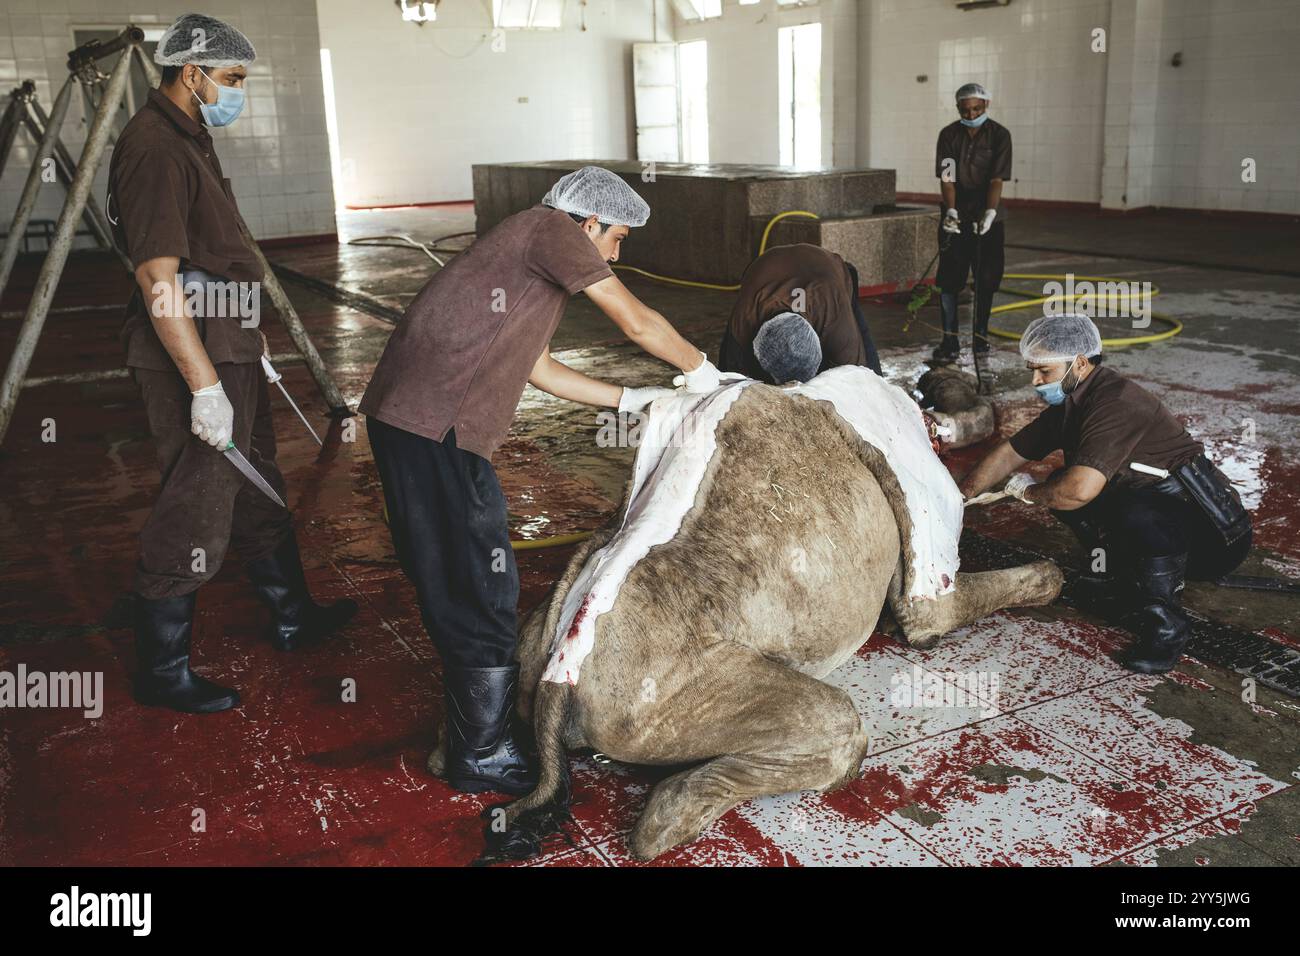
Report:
1171,455,1251,547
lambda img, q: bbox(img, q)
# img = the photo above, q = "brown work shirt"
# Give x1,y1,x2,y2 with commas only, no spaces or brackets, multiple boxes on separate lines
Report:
935,118,1013,221
718,244,866,381
1009,365,1203,490
360,205,613,460
109,88,264,371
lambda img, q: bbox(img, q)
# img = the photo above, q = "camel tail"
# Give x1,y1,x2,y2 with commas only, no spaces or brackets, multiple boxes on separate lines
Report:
476,679,574,864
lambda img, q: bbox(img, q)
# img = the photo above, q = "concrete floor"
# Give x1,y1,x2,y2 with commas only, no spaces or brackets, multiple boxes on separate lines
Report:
0,203,1297,865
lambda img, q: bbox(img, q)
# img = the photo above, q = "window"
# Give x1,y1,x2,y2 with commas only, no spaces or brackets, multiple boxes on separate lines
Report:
777,22,822,168
493,0,564,30
678,40,709,164
673,0,722,21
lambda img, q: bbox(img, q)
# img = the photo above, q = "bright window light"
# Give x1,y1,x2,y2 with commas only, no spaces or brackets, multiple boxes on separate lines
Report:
674,0,721,20
494,0,564,29
678,40,709,163
778,22,821,168
320,48,346,210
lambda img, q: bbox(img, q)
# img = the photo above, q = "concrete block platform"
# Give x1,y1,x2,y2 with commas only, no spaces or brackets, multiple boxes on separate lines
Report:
776,205,940,294
472,160,911,285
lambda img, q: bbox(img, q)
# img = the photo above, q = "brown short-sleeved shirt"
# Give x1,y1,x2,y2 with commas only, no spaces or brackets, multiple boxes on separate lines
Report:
935,118,1013,221
109,89,264,371
359,205,613,460
1009,365,1203,489
718,244,865,382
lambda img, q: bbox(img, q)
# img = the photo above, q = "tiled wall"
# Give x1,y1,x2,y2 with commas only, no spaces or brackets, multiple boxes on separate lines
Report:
860,0,1113,206
1142,0,1299,215
858,0,1299,214
0,0,336,251
316,0,672,207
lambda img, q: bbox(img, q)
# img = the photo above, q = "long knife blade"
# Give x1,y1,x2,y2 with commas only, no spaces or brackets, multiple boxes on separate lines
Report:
222,443,287,508
261,355,323,447
274,379,323,447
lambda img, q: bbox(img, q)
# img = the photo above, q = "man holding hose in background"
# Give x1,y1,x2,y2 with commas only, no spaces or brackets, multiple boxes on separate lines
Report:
932,82,1011,362
361,166,736,796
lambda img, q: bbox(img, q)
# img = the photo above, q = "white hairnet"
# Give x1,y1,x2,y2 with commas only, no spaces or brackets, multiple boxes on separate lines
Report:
754,312,822,384
542,166,650,227
955,82,990,102
1019,314,1103,364
155,14,257,67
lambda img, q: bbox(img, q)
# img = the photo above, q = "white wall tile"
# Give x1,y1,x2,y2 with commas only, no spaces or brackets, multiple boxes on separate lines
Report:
0,5,336,244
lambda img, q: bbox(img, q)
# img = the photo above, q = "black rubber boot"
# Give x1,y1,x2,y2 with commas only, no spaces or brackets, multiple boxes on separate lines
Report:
931,337,960,363
930,292,961,362
247,533,358,651
133,592,240,713
443,664,538,796
1120,554,1193,675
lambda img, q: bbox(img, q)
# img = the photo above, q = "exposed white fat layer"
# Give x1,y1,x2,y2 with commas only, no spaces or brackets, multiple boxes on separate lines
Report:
541,367,963,686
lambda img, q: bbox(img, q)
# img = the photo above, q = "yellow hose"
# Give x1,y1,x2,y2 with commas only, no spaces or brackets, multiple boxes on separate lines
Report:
510,531,594,551
991,273,1182,346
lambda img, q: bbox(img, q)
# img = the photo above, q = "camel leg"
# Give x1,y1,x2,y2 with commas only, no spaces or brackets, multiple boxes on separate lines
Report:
889,560,1064,649
628,651,868,861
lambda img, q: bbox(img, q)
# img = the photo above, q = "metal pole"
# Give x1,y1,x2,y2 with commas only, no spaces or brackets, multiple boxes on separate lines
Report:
24,96,121,260
0,76,76,303
133,43,160,86
134,45,347,415
0,85,28,184
0,50,134,445
237,220,350,415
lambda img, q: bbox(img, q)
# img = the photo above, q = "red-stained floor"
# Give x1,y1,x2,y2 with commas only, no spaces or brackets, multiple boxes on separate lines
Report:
2,210,1299,866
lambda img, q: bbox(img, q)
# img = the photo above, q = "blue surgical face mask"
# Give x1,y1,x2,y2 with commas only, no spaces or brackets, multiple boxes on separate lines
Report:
1035,360,1080,406
1035,380,1067,405
193,68,245,127
959,111,989,128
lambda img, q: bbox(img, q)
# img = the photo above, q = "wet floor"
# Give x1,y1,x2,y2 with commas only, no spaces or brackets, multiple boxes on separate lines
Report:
0,202,1297,865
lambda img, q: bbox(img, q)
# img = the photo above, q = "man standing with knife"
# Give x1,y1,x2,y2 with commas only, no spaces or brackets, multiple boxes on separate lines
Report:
109,14,355,714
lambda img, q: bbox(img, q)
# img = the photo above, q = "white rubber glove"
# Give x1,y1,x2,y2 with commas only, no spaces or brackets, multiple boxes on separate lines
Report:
618,385,674,414
1003,472,1038,503
978,208,997,235
942,208,961,234
191,381,234,449
672,352,746,393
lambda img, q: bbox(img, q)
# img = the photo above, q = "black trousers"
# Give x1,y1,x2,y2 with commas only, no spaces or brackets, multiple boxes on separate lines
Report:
133,362,293,599
368,417,519,670
937,220,1005,342
1052,482,1251,582
844,262,883,375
